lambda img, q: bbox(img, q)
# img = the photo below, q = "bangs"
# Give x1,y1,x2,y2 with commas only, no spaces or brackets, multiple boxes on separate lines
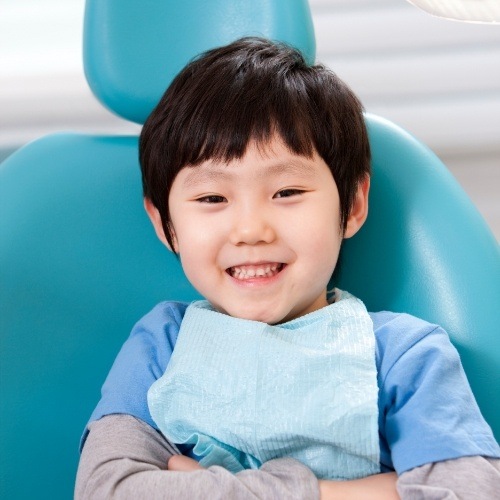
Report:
164,61,322,170
174,94,318,168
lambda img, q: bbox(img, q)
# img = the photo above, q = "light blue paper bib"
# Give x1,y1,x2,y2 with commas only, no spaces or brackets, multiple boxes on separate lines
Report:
148,290,380,479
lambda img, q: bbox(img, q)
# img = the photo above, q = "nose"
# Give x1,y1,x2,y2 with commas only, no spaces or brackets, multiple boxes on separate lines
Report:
229,206,276,246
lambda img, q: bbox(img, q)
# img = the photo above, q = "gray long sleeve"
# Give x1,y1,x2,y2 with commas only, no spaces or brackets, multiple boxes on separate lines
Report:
396,455,500,499
75,414,320,499
76,414,500,500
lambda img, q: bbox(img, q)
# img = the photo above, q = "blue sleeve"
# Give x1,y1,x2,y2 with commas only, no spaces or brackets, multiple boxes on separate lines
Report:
373,312,500,474
80,301,188,449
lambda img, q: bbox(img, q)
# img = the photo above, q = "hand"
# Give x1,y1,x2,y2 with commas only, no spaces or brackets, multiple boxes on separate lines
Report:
319,472,399,500
167,454,205,471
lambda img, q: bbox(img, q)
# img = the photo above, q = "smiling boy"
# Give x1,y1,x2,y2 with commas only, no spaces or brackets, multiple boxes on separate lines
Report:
76,38,500,499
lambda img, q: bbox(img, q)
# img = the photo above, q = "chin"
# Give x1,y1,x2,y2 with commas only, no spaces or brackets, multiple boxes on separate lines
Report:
230,307,286,325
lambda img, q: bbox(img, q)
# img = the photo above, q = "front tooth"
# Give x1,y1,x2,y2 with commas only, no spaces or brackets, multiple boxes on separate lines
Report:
230,264,283,280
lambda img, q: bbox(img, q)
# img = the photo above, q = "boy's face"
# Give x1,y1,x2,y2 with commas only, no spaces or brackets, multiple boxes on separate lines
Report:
147,135,368,324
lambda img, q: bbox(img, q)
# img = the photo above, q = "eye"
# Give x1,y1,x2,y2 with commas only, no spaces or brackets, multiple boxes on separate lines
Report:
196,195,227,204
273,188,305,199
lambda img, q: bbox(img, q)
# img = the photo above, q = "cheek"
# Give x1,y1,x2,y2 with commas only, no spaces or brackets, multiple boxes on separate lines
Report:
171,216,207,252
297,203,342,247
174,226,221,285
177,248,210,295
172,227,202,267
299,212,342,277
306,239,340,283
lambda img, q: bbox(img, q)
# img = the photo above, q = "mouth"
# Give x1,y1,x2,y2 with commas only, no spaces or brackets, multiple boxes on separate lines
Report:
226,262,285,281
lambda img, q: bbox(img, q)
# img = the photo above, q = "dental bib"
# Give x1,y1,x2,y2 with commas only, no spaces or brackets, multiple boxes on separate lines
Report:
147,290,380,479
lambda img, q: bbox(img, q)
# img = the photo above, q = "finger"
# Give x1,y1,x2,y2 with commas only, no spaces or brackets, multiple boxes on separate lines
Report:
167,454,205,471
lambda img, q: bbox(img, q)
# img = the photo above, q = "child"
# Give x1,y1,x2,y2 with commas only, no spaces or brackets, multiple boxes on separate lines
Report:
76,37,500,499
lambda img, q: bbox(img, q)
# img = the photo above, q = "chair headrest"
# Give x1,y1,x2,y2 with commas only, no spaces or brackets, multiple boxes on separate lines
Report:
83,0,316,124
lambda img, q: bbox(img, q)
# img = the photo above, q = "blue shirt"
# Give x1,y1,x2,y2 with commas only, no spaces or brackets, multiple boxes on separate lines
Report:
84,301,500,474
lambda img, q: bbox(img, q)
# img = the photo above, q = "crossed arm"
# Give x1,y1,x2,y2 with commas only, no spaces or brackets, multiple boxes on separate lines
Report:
168,454,399,500
75,415,500,500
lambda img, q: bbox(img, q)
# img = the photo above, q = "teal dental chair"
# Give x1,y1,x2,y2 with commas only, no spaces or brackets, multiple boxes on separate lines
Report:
1,1,498,499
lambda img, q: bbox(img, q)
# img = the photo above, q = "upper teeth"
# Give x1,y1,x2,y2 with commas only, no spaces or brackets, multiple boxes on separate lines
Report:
230,264,280,280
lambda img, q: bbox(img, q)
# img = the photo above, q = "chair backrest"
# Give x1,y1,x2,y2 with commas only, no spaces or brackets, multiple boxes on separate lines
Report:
83,0,316,123
337,113,500,437
1,1,498,499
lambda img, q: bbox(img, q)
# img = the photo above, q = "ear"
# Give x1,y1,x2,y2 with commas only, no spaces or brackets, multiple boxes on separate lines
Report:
143,198,178,252
344,175,370,239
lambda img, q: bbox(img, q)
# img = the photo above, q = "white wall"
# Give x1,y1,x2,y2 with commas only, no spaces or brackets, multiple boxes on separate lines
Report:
1,0,499,238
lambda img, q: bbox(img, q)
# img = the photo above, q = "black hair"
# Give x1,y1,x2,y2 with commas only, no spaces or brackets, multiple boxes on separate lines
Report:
140,37,370,250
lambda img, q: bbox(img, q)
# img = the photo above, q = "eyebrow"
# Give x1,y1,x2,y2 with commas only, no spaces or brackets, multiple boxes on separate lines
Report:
182,159,319,188
182,167,238,190
264,161,318,179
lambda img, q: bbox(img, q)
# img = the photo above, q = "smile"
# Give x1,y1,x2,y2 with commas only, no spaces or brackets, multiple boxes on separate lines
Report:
227,263,285,281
